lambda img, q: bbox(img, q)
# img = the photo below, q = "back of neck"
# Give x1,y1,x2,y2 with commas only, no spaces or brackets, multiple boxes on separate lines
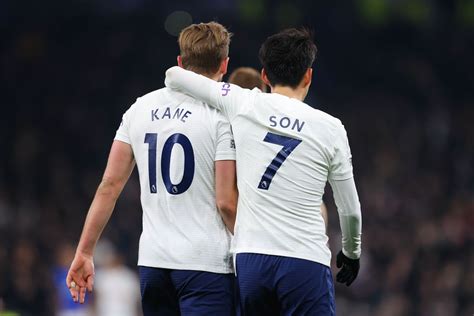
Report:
272,86,306,101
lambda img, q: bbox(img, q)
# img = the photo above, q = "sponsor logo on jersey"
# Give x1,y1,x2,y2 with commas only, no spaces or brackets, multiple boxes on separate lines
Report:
221,83,231,96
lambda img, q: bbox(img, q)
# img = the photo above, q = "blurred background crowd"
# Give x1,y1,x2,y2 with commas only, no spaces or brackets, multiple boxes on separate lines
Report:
1,0,473,315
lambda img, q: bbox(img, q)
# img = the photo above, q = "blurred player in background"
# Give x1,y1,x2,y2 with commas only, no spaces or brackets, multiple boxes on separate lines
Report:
66,22,238,316
166,28,362,315
228,67,267,92
228,66,329,229
93,240,141,316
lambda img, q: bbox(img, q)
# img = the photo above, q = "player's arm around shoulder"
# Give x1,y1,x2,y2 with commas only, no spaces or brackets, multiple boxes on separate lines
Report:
66,140,135,303
165,66,257,121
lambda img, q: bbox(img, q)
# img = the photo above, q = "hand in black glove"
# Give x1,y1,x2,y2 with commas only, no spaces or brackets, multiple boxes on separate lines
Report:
336,250,360,286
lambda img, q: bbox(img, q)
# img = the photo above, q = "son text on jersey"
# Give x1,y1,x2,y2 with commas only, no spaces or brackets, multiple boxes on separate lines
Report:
269,115,305,132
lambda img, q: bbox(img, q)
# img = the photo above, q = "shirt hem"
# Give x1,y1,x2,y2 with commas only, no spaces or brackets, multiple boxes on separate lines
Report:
114,135,131,144
328,173,353,181
137,260,234,274
232,247,331,268
215,153,236,161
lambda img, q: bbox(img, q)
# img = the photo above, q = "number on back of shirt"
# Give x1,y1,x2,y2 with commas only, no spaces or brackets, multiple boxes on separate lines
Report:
258,132,302,190
144,133,195,195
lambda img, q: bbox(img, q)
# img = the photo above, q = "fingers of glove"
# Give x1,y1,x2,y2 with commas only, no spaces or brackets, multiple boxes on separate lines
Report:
345,274,357,286
336,252,343,268
336,274,346,283
341,266,355,281
336,267,352,283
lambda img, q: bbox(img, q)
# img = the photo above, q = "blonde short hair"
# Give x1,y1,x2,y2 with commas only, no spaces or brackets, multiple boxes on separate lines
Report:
178,22,232,75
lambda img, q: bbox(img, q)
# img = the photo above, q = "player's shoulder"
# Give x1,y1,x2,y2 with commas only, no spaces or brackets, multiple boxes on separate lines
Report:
297,102,348,140
308,107,343,127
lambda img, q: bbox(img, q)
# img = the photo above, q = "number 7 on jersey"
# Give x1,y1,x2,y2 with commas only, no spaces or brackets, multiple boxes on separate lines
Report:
258,132,302,190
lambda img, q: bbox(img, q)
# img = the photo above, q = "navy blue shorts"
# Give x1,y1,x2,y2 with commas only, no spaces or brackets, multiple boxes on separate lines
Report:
236,253,335,316
139,266,236,316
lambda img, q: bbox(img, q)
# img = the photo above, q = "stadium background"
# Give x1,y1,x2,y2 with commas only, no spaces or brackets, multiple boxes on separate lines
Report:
1,0,473,315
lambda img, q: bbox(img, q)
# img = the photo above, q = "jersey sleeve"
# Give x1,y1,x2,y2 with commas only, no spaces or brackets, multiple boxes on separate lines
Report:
165,66,255,122
114,102,136,144
328,123,353,181
329,177,362,259
215,115,236,161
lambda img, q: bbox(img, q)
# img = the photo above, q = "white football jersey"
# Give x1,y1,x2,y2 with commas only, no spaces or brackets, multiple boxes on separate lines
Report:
115,88,235,274
226,92,353,267
165,69,356,267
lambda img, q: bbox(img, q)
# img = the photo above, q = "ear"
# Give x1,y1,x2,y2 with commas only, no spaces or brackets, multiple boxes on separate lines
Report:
219,57,229,75
177,56,183,67
302,68,312,88
261,68,272,87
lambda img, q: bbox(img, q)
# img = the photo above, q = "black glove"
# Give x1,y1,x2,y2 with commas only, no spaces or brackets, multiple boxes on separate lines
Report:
336,250,359,286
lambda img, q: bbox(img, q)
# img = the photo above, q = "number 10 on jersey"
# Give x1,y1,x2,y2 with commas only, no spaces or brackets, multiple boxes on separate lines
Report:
144,133,195,195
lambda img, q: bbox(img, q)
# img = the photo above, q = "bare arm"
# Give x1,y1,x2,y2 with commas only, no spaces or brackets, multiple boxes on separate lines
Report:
66,140,135,303
321,202,328,231
215,160,238,234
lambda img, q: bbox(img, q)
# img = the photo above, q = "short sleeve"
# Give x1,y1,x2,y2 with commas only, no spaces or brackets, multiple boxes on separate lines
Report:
328,123,353,181
215,116,236,161
114,103,136,144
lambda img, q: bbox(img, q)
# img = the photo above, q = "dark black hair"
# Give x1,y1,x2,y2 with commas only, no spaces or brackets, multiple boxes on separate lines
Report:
258,28,317,88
